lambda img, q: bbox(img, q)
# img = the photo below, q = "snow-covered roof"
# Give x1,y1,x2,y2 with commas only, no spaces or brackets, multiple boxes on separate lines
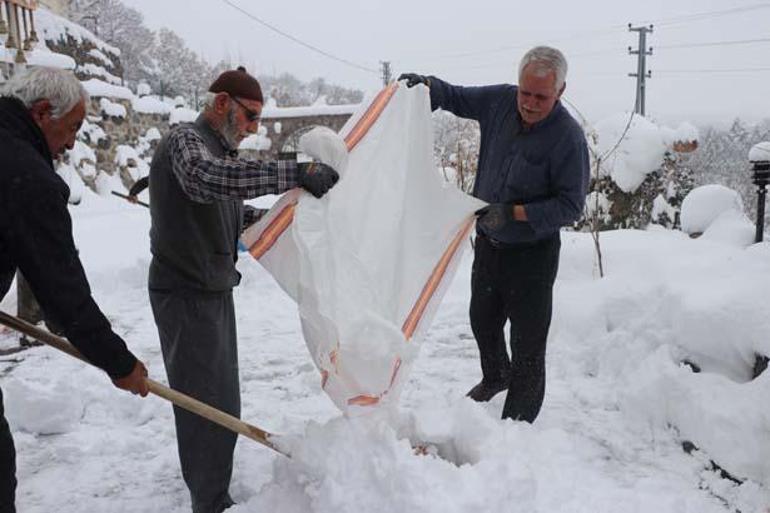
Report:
261,100,359,119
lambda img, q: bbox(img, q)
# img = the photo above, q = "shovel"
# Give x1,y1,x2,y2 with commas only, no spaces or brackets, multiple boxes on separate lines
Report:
0,310,288,457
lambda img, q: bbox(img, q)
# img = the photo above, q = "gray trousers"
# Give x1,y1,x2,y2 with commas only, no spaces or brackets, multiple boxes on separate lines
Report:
150,289,239,513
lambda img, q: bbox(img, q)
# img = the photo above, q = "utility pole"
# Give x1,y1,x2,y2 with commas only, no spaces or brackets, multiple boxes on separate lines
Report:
380,61,392,86
628,24,653,116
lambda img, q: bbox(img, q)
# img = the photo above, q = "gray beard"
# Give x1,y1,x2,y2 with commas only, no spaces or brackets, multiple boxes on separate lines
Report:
220,108,240,150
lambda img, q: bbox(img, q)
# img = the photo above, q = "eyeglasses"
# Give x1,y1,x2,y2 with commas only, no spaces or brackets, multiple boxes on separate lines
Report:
230,96,261,123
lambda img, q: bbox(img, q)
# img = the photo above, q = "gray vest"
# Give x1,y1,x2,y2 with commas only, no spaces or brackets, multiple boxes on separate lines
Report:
148,116,244,292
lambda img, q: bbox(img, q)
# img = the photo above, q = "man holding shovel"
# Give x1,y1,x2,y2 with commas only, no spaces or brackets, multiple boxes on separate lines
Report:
0,67,149,513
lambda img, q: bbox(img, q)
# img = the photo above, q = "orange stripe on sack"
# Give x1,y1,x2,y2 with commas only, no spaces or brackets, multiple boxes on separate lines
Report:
249,83,399,260
344,83,399,151
401,216,476,339
347,395,381,406
388,357,402,388
248,204,296,259
345,357,402,408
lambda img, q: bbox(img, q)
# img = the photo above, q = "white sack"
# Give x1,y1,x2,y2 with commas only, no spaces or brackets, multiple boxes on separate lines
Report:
242,84,484,413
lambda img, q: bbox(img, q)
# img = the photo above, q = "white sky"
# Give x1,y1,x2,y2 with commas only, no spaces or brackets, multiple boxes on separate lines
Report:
120,0,770,126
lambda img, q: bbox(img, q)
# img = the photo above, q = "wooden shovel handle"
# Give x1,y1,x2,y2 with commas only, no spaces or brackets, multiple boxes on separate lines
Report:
0,310,288,457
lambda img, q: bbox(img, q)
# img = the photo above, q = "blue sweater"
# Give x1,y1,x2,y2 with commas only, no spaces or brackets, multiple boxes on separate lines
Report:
428,77,590,243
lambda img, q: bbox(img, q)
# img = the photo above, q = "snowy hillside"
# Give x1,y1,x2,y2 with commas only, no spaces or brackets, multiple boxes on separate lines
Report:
1,191,768,512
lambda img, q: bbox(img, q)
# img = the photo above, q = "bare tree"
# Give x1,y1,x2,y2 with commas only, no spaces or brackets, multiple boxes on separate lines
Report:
432,110,479,193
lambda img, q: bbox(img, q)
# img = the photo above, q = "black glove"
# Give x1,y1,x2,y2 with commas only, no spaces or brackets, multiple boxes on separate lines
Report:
475,203,513,233
398,73,431,88
297,162,340,199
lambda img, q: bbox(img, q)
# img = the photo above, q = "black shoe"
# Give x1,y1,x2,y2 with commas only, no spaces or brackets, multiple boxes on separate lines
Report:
466,380,508,402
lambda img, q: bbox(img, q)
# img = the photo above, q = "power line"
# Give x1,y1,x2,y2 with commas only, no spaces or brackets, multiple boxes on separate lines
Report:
642,3,770,27
570,36,770,59
400,3,770,63
655,37,770,50
654,67,770,74
220,0,378,74
410,34,770,74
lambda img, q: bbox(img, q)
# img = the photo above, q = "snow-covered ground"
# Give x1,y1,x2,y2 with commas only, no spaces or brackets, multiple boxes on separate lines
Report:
1,191,769,513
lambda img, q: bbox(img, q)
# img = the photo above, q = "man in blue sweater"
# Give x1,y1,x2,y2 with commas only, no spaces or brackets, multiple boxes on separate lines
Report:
400,46,589,422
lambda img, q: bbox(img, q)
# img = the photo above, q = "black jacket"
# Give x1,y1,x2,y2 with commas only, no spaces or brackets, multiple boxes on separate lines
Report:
0,97,136,378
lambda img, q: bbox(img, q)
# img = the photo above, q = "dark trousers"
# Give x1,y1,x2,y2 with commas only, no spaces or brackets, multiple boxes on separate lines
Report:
469,233,560,423
150,289,239,513
0,388,16,513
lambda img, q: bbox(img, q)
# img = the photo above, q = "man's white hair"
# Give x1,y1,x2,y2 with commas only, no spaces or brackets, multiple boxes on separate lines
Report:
518,46,568,91
1,66,89,119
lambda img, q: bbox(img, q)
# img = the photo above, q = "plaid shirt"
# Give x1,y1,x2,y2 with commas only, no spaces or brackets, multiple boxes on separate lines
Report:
243,205,268,228
168,123,299,203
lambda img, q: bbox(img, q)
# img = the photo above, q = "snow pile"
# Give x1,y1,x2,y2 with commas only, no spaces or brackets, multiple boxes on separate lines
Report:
651,194,677,224
93,170,124,196
115,145,140,167
239,126,271,151
132,95,174,115
680,184,753,245
87,48,113,67
3,379,84,435
56,162,87,204
3,201,770,511
78,63,121,85
239,410,542,513
78,119,106,144
67,140,96,166
144,127,162,141
169,107,199,125
137,83,152,97
98,97,126,118
83,79,134,101
558,231,770,486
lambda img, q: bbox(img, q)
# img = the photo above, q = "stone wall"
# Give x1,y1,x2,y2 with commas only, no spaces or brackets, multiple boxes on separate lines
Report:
45,33,124,82
81,97,168,189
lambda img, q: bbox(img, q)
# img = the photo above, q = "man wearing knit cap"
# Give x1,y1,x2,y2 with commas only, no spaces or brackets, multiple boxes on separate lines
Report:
147,66,339,513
